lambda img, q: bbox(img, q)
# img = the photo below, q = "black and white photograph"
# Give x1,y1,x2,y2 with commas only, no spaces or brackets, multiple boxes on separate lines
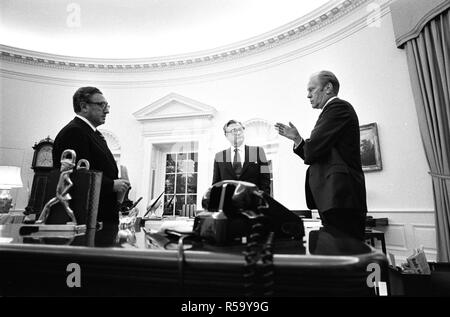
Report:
0,0,449,303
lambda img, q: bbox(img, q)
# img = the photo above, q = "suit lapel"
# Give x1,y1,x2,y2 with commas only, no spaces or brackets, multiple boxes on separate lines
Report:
240,145,250,177
224,148,235,177
92,131,117,170
91,130,110,155
73,117,117,171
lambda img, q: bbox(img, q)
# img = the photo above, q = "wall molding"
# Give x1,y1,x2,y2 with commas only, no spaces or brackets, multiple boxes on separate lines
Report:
243,118,280,145
0,0,383,74
367,210,437,262
368,209,434,214
411,223,438,253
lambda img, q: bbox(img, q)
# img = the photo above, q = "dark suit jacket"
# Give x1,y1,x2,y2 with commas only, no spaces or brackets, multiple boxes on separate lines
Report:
53,117,119,223
294,98,367,214
212,145,271,195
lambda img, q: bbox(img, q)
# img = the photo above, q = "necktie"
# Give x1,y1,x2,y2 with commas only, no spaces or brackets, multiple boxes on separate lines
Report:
233,148,242,178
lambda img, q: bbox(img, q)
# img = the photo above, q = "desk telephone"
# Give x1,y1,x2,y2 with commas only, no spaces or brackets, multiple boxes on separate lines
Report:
194,180,304,245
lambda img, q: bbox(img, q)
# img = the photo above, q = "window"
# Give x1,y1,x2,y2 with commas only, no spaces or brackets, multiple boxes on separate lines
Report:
163,152,198,216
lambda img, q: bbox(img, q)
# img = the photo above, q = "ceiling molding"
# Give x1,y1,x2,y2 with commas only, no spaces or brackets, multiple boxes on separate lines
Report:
0,0,372,72
0,0,392,87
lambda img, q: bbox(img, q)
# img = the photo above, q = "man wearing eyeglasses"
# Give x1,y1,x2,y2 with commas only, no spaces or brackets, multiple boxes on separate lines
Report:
212,120,271,195
52,86,130,224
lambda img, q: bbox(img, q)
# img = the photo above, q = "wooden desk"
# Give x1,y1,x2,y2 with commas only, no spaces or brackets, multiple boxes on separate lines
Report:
0,221,388,296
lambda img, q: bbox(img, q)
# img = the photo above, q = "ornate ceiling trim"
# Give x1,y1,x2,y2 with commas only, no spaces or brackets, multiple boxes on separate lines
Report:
0,1,392,88
0,0,371,72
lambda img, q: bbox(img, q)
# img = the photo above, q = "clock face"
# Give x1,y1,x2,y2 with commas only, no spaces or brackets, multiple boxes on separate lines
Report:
35,145,53,168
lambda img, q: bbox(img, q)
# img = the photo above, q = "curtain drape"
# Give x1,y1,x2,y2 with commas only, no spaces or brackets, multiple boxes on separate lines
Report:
403,9,450,261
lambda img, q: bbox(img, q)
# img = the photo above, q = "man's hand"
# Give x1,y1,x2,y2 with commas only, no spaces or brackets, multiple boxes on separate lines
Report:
113,179,131,194
275,122,303,144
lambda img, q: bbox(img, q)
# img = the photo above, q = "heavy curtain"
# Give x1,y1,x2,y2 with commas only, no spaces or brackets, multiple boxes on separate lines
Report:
401,7,450,261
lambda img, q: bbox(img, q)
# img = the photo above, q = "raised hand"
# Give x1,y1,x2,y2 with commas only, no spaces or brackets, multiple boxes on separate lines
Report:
275,122,301,142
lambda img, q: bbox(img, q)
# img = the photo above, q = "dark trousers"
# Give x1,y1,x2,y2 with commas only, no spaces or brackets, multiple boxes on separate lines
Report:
319,208,366,241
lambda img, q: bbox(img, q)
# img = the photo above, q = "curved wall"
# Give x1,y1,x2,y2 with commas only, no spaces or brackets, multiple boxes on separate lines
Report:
0,0,436,260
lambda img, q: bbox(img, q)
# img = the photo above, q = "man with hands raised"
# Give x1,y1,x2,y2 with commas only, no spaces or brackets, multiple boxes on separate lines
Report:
275,71,367,240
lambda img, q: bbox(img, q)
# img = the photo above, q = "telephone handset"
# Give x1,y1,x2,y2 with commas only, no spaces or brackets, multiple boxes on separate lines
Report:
202,180,267,217
194,180,304,245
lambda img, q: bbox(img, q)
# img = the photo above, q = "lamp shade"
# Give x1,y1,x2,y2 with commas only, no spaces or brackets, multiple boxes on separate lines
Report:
0,166,23,189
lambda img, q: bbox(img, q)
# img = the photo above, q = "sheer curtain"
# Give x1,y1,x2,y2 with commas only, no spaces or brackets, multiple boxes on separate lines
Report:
402,9,450,261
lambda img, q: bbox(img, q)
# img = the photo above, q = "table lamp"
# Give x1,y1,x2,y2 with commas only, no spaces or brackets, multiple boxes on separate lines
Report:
0,166,23,213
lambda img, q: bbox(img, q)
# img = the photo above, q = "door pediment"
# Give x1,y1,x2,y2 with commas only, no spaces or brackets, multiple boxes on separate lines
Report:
133,92,217,122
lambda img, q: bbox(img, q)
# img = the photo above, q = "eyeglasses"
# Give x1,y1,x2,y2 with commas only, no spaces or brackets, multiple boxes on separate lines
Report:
88,101,110,111
226,128,244,135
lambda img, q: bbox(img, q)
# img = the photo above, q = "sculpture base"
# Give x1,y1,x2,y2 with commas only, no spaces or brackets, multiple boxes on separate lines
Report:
19,223,86,235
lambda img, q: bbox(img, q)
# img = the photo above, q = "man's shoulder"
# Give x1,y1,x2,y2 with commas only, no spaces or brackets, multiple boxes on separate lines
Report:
214,148,228,157
329,97,351,107
55,118,90,140
246,145,263,150
324,98,356,115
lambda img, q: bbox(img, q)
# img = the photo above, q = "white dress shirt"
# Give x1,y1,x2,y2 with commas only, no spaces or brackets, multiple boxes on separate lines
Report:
76,114,96,131
321,96,338,112
232,144,245,163
294,96,338,148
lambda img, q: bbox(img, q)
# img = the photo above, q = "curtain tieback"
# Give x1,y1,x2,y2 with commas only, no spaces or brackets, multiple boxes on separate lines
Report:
428,171,450,180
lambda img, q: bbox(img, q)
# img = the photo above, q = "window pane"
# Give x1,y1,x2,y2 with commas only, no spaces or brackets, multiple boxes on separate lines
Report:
166,154,175,173
174,195,185,216
187,160,196,173
176,153,187,172
189,153,198,172
176,174,186,193
163,195,175,216
186,195,197,205
177,160,195,174
165,174,175,194
189,152,198,162
187,173,197,193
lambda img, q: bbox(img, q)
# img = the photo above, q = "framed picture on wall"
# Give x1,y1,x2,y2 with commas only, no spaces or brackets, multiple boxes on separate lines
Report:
360,123,382,172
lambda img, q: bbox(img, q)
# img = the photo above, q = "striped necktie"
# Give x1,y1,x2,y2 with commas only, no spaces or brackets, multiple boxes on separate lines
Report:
233,148,242,178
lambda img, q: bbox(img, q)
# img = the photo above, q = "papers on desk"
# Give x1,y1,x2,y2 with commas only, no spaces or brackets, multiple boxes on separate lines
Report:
0,212,25,224
143,218,195,250
145,217,194,235
401,247,431,274
0,237,13,243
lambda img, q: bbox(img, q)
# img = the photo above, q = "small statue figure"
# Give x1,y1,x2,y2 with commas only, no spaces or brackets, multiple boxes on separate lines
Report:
36,149,77,224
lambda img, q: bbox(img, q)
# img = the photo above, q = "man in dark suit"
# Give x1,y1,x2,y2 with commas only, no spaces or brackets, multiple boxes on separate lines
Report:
212,120,271,195
275,71,367,240
53,87,130,223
